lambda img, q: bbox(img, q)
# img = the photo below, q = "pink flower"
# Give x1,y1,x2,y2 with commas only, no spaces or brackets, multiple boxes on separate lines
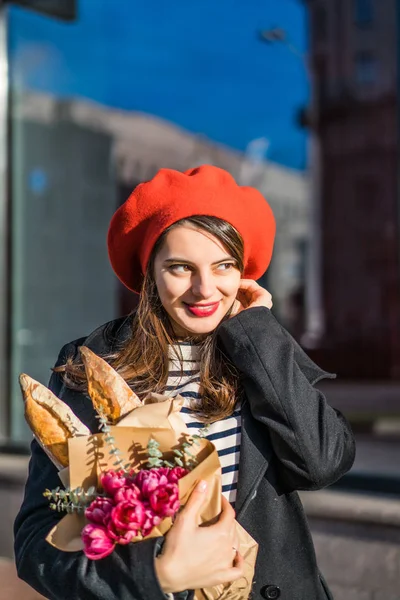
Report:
82,524,114,560
155,467,172,478
149,483,180,518
110,499,146,535
167,467,189,484
107,521,140,545
142,507,162,536
134,469,168,498
113,484,141,504
85,497,114,526
100,470,127,497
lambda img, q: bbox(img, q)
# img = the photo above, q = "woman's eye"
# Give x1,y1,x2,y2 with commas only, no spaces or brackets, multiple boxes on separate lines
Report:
169,264,191,273
216,262,235,271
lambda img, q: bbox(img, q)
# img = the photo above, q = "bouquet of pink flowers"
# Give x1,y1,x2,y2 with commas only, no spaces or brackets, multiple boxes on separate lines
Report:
42,394,205,560
82,464,188,559
21,346,258,600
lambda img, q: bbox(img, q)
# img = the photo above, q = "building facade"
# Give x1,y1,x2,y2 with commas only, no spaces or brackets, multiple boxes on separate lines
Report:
306,0,399,378
4,90,310,443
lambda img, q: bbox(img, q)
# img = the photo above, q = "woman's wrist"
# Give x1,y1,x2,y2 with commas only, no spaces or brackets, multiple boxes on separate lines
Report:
154,554,176,594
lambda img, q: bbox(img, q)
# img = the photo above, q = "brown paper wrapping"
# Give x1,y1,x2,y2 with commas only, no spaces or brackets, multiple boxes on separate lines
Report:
46,394,258,599
193,521,258,600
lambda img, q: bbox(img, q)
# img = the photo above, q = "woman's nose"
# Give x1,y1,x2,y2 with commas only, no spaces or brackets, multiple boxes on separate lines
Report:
191,271,216,298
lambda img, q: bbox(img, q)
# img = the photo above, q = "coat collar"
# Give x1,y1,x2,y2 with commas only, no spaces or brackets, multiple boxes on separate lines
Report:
83,314,134,356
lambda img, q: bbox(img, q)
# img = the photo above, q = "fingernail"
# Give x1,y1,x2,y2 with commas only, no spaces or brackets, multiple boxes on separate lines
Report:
196,480,207,492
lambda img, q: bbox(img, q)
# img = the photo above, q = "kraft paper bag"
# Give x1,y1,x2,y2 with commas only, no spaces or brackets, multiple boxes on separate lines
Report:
47,397,221,549
45,393,258,599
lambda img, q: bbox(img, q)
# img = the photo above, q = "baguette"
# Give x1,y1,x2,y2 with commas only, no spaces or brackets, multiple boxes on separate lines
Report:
19,373,90,468
79,346,141,423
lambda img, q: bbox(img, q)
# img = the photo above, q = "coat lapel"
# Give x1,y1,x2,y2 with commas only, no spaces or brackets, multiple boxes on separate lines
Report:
235,400,272,519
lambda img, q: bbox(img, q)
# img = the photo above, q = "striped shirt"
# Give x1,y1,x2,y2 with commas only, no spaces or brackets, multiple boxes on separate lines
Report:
165,343,241,506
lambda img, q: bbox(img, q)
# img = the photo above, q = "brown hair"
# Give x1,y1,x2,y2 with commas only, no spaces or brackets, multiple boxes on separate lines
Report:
58,216,244,423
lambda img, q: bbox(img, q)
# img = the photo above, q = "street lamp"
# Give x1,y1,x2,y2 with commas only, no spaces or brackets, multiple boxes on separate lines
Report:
259,27,306,61
259,27,286,42
259,27,325,349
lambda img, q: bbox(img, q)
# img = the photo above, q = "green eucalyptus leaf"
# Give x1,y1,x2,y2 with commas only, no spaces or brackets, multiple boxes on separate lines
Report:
70,491,79,504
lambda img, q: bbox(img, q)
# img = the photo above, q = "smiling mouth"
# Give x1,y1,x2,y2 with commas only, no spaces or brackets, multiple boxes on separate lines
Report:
183,301,220,317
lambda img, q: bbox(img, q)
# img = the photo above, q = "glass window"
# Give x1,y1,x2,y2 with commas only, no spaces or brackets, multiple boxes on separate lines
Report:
354,0,374,26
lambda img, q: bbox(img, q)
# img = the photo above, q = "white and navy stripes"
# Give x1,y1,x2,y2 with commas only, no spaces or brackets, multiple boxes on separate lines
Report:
165,344,241,506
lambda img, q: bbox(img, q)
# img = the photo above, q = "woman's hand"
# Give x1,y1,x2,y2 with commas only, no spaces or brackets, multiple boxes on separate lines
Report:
231,279,273,316
154,481,244,593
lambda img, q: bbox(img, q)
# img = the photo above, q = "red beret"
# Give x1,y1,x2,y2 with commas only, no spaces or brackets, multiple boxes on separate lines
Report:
107,165,276,293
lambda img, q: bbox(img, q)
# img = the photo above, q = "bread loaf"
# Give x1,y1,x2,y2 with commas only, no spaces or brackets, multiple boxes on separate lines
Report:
19,373,90,467
79,346,141,423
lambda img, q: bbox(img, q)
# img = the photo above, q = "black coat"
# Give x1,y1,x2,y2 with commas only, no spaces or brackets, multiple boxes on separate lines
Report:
14,307,356,600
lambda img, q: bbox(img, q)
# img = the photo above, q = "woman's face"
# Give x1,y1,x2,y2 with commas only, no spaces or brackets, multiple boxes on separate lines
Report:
153,225,242,338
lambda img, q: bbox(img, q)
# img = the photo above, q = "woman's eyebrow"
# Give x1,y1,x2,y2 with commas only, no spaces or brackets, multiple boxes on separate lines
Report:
163,256,234,265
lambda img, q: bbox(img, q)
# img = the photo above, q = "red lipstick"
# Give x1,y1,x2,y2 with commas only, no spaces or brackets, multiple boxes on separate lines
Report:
184,301,220,317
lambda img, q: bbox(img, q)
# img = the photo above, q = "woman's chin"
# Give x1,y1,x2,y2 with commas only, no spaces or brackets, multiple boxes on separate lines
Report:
172,314,225,338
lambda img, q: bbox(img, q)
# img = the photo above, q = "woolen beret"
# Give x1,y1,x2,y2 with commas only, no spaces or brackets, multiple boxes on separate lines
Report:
107,165,276,293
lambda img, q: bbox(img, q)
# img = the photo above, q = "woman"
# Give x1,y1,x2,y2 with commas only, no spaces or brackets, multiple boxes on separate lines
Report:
14,165,355,600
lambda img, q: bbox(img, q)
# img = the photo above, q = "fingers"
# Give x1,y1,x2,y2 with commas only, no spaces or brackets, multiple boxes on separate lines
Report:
238,279,261,289
226,551,245,581
237,280,258,304
239,279,270,298
215,497,237,548
232,532,240,554
217,495,236,525
237,279,273,309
